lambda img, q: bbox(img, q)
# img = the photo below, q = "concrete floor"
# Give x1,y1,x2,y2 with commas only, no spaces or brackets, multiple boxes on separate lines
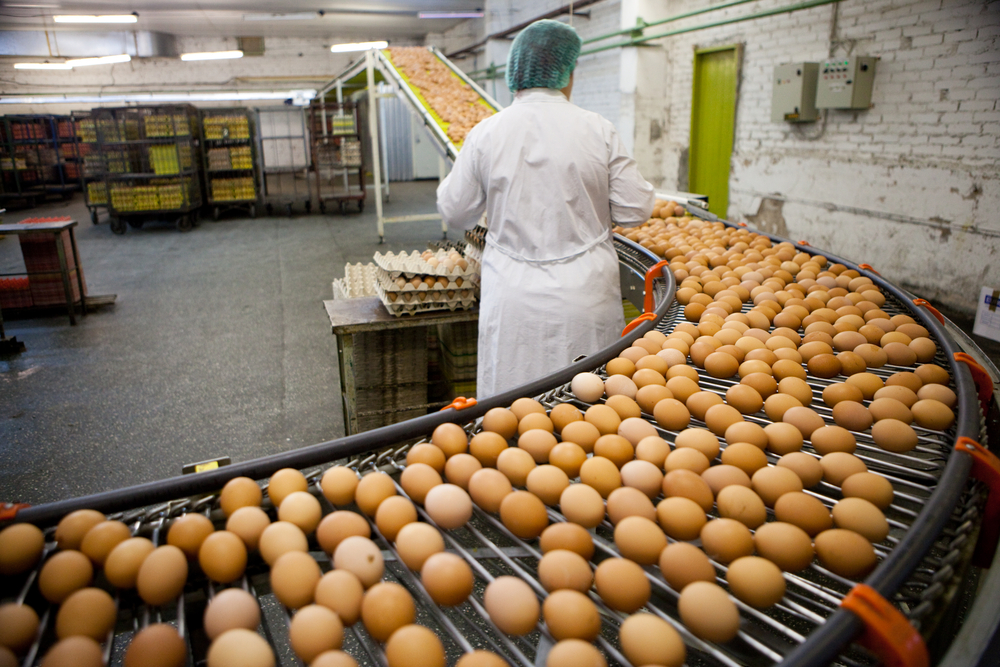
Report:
0,181,448,505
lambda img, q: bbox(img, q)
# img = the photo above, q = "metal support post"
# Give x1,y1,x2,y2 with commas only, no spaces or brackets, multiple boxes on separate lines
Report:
366,50,385,242
438,155,449,239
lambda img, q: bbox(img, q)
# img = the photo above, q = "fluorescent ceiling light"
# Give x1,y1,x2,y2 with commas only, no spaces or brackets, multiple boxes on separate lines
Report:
53,14,138,23
244,11,319,21
65,54,132,67
181,50,243,61
14,62,73,69
0,89,318,105
418,11,485,19
330,40,388,53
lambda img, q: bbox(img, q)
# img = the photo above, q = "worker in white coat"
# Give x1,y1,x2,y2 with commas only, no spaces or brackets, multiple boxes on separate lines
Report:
437,19,655,398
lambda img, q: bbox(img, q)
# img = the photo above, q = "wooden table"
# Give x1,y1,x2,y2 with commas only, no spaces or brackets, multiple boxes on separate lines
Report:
325,297,478,434
0,218,86,325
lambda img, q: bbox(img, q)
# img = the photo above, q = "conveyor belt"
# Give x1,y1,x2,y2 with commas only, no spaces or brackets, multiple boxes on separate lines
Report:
0,222,993,667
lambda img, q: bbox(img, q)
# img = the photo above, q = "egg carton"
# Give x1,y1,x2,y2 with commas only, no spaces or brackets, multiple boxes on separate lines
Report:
332,262,380,299
376,267,477,294
375,280,476,317
427,239,467,254
373,249,477,280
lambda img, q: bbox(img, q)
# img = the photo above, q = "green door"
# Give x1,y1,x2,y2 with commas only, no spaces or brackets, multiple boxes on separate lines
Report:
689,46,739,218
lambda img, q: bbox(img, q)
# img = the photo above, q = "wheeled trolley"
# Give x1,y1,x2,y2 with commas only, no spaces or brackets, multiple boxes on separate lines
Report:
254,107,312,217
72,111,108,225
200,108,261,220
310,100,366,214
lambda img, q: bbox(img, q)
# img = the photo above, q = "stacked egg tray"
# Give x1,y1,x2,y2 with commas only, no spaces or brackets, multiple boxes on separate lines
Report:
0,232,987,667
373,250,479,317
333,263,381,300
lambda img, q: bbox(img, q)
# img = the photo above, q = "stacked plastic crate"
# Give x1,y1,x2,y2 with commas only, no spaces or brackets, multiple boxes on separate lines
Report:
16,216,86,306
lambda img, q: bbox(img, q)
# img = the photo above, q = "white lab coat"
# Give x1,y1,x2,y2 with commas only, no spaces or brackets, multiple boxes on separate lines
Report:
437,88,654,398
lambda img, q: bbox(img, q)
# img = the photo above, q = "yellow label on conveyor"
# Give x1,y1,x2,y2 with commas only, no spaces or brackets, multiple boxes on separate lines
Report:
195,461,220,473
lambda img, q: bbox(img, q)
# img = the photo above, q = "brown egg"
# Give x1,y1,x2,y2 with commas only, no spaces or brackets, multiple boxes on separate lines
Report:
124,624,186,667
619,613,686,667
605,374,639,400
137,545,188,606
665,447,711,474
725,421,769,449
540,523,594,559
833,497,889,542
872,419,919,452
204,588,261,640
727,556,786,608
0,602,38,654
808,354,842,378
754,521,814,572
917,383,957,408
267,468,308,508
618,417,658,446
278,492,322,534
199,530,247,584
774,492,833,535
846,372,884,399
289,605,343,664
700,518,754,563
549,442,588,479
333,536,383,588
702,465,752,495
560,420,601,453
810,425,857,455
320,466,360,506
675,427,721,460
206,628,275,667
55,587,115,641
772,358,807,381
579,456,623,498
594,557,650,612
822,383,864,407
653,496,704,540
165,514,213,560
432,422,469,458
606,357,637,378
395,522,445,571
704,404,745,436
659,542,716,591
311,651,358,667
55,510,105,551
518,429,559,464
763,422,803,455
869,397,913,424
666,375,700,403
653,397,691,431
593,434,635,468
782,406,825,439
0,523,45,576
550,403,584,432
820,452,868,486
742,372,779,399
837,350,868,375
716,485,767,529
842,472,894,510
686,391,723,422
425,484,473,529
220,477,263,517
546,640,606,667
466,468,512,514
814,529,877,579
421,552,473,606
778,377,813,406
39,550,93,603
527,465,570,506
80,520,131,567
911,399,955,430
314,569,364,627
483,576,539,635
355,471,397,516
614,515,666,564
500,490,549,538
725,384,764,414
777,452,824,487
271,550,323,609
482,407,519,439
832,401,873,432
585,404,622,435
704,351,739,378
519,412,555,436
406,444,447,473
662,469,714,512
764,393,802,422
636,385,673,414
375,496,418,542
497,447,536,486
385,625,445,667
400,463,443,506
874,385,918,407
445,453,483,490
104,537,155,589
720,442,768,476
916,364,950,385
538,549,593,593
469,432,509,468
316,511,370,556
678,582,740,642
40,636,105,667
543,590,601,641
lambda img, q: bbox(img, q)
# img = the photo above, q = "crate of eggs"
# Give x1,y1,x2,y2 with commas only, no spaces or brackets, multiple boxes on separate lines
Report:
373,248,476,281
373,249,478,316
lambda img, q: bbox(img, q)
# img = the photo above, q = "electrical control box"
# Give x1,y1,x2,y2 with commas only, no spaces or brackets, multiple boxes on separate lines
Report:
816,56,876,109
772,63,819,123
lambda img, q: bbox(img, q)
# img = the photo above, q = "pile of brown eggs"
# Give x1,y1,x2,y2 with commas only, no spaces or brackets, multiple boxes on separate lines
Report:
386,47,494,145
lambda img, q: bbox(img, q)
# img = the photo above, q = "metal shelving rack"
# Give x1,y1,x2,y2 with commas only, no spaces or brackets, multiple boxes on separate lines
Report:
310,99,366,214
199,107,260,220
94,105,203,234
0,116,50,208
254,106,312,217
50,116,82,200
72,111,108,225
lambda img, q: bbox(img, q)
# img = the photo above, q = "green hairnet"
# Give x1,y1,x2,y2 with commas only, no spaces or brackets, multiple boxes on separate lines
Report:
506,19,582,93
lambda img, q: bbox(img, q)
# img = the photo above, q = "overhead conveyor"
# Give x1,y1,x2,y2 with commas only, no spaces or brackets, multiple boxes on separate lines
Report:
318,46,503,242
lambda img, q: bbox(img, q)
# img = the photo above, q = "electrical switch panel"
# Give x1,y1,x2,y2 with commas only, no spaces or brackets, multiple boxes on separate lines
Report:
815,56,876,109
771,63,819,123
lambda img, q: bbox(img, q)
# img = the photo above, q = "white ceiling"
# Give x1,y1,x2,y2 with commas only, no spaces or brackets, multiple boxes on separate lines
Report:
0,1,485,38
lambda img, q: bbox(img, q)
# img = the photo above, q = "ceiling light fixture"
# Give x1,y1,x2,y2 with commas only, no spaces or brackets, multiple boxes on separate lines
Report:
330,40,388,53
65,54,132,67
13,62,73,69
52,14,138,23
181,50,244,61
418,11,485,19
0,89,318,105
243,11,321,21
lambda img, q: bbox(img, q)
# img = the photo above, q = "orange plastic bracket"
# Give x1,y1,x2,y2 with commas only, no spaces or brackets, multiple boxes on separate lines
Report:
0,503,30,522
440,396,477,411
643,260,671,314
859,263,881,276
738,221,748,227
622,312,657,337
956,437,1000,568
954,352,995,418
841,584,929,667
912,298,945,325
798,240,811,246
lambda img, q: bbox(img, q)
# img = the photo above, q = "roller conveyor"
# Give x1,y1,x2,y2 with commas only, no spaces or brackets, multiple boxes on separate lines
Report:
1,209,998,667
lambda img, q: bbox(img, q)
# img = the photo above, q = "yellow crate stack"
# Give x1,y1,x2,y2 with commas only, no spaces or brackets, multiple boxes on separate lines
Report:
210,176,255,202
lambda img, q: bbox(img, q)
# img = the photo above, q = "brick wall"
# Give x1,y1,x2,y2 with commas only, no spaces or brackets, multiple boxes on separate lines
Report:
633,0,999,314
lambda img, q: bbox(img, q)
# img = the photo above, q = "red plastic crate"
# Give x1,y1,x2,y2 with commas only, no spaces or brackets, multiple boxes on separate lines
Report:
0,277,33,309
16,217,87,306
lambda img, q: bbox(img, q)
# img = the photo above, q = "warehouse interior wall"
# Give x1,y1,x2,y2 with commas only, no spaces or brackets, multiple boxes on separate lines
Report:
627,0,998,315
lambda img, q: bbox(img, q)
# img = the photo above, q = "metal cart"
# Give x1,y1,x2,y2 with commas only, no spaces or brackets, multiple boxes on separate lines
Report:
0,116,50,209
199,108,260,220
94,105,204,234
2,213,999,666
310,100,366,214
254,106,312,217
71,111,107,225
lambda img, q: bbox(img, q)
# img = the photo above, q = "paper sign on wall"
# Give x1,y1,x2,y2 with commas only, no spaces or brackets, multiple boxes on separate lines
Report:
973,287,1000,343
